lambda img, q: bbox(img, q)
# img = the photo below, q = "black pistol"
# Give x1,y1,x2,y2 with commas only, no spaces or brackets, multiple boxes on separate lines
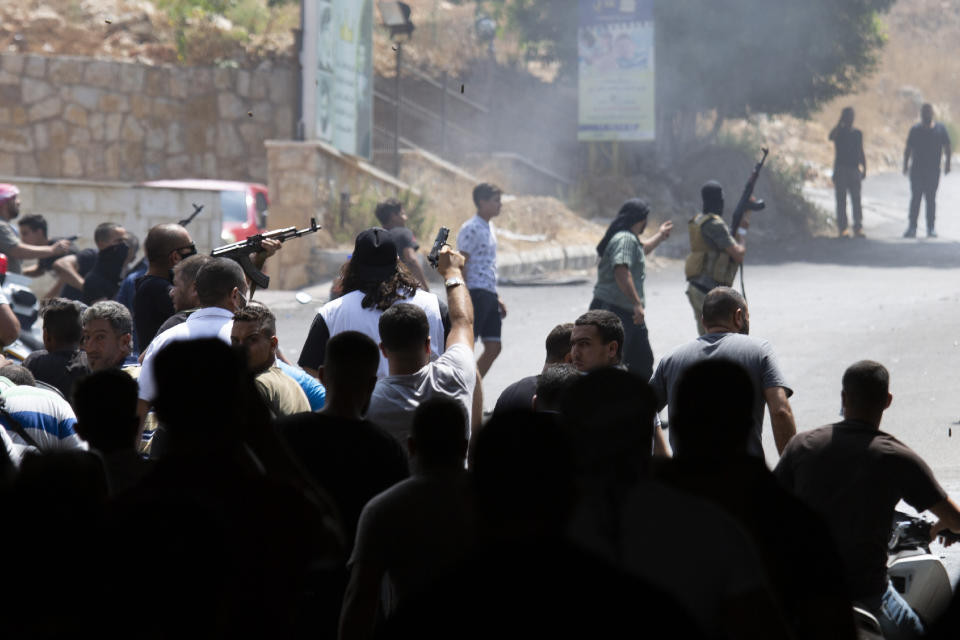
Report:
427,227,450,269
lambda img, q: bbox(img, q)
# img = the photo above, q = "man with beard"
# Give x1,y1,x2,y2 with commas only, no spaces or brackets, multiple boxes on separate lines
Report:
649,287,796,459
0,184,71,274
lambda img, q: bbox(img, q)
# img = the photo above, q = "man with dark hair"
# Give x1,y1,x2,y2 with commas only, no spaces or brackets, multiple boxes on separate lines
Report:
23,298,89,399
375,198,430,290
457,182,506,378
299,227,445,380
830,106,867,238
570,310,624,372
137,258,247,417
661,359,856,639
494,322,573,414
340,397,474,640
776,360,960,638
0,183,72,275
650,286,795,459
231,304,309,419
533,363,580,413
50,221,127,302
685,181,750,335
903,103,951,238
134,223,195,348
18,214,79,284
0,364,86,451
365,247,476,444
72,369,149,493
81,301,136,371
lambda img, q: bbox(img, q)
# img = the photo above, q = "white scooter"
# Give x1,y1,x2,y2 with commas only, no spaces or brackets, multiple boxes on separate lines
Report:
855,511,956,638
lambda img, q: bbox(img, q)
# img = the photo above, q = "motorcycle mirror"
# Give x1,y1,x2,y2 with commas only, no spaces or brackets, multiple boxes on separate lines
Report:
295,291,313,304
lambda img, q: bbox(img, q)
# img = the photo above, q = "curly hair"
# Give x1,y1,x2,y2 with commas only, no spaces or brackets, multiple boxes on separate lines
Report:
341,260,420,311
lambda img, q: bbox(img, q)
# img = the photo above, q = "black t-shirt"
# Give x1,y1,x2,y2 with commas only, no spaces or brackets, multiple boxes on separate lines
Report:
389,227,419,255
774,419,947,598
37,237,78,273
832,127,863,169
61,248,98,301
134,274,175,348
298,314,330,372
23,349,90,401
493,375,539,415
907,122,951,175
276,413,409,554
81,243,129,304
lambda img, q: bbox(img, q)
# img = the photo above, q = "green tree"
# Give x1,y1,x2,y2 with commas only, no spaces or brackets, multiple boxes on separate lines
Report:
479,0,895,156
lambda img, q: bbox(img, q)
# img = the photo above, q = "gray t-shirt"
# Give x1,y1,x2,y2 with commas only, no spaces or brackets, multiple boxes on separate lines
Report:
0,221,22,274
649,332,792,458
593,230,645,310
366,343,476,445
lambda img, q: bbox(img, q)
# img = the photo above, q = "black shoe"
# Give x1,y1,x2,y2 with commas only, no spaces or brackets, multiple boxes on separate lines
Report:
927,229,938,238
903,228,917,238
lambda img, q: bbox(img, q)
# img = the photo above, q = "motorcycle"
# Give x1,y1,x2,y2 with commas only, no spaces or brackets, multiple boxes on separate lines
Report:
855,511,958,638
0,256,43,362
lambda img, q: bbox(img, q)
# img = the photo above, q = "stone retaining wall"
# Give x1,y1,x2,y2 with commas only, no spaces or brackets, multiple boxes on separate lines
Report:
0,53,296,183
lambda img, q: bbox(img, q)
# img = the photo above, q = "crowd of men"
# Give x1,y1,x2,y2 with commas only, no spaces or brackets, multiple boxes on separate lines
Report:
2,174,960,640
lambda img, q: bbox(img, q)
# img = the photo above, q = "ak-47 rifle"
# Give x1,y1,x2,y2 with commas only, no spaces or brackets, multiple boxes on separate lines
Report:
179,203,204,227
728,148,769,301
729,147,769,236
211,218,321,291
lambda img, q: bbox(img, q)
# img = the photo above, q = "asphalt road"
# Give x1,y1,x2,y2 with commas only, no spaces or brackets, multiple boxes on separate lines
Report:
266,170,960,577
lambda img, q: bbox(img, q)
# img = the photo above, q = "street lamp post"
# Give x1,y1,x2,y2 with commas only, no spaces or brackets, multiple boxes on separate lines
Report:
378,2,415,177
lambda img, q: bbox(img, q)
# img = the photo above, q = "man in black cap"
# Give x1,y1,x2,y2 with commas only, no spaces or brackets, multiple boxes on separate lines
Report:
684,181,749,335
298,227,446,381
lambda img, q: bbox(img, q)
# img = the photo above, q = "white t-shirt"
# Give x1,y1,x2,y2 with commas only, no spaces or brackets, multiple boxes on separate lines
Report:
365,343,476,444
319,289,445,379
138,306,235,402
456,215,497,293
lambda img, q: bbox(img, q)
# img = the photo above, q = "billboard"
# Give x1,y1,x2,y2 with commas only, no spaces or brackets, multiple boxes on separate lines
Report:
302,0,373,158
578,0,655,142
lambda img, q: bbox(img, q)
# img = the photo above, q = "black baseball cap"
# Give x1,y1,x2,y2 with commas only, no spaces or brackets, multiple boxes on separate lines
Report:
351,227,398,280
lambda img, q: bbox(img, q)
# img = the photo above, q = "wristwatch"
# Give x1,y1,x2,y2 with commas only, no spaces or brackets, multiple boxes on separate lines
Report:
444,277,465,288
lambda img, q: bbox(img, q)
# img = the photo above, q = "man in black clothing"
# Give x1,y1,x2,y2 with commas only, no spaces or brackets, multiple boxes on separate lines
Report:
23,298,89,400
903,103,952,238
133,223,195,349
51,222,127,301
493,322,573,414
375,198,429,291
830,107,867,238
775,360,960,638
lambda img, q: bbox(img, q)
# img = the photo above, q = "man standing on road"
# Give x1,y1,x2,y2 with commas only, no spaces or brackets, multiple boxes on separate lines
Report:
903,103,951,238
684,181,749,336
650,287,796,459
775,360,960,638
0,184,72,275
375,198,430,291
457,183,506,378
830,106,867,238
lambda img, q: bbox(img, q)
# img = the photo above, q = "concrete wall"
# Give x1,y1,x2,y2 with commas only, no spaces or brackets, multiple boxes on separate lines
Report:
0,53,296,183
266,139,414,289
2,175,223,255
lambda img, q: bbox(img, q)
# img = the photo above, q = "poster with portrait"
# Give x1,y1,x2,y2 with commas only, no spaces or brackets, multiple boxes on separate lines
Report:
303,0,373,157
578,0,655,141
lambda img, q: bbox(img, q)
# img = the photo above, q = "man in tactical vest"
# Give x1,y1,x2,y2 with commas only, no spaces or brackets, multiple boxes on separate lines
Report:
685,181,750,335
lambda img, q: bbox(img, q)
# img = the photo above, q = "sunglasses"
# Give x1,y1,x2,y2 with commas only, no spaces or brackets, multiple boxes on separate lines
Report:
174,243,197,258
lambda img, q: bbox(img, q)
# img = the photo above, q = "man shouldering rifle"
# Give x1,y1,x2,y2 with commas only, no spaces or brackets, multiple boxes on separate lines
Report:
685,148,767,336
212,219,321,294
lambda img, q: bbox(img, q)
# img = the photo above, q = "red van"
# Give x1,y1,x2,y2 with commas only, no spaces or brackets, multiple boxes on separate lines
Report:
141,179,269,244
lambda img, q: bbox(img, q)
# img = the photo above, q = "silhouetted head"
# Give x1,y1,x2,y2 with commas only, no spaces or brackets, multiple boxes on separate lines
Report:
544,322,574,365
840,107,855,126
39,298,84,350
672,359,754,458
571,310,623,371
701,286,749,335
323,330,380,400
921,103,934,126
534,363,581,413
379,302,430,361
472,410,576,541
73,369,140,453
409,396,469,471
841,360,891,423
701,181,724,216
561,368,657,478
